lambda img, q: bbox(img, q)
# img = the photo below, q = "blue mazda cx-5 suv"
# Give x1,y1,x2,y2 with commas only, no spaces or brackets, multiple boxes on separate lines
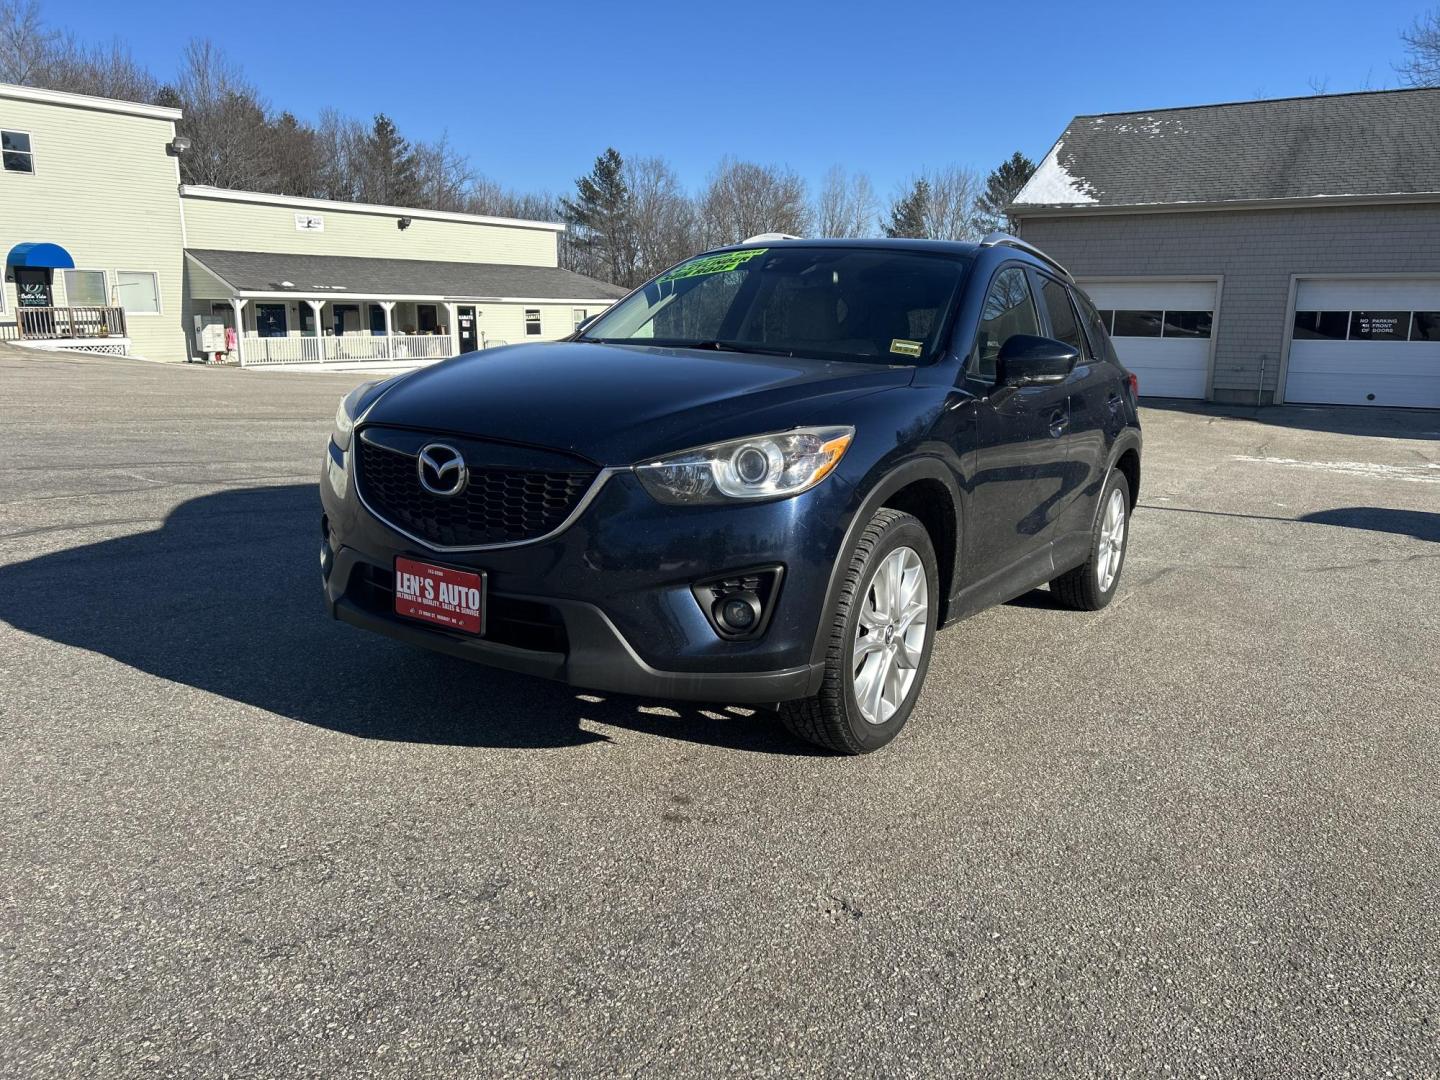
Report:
320,235,1141,753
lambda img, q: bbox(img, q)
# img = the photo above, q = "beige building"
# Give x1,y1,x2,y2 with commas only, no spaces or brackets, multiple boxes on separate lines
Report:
1,82,623,366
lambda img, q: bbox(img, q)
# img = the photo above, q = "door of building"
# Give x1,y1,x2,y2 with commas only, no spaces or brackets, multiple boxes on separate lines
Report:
255,303,288,338
458,306,479,352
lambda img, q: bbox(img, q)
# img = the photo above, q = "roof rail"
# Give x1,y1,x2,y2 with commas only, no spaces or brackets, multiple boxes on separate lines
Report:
979,232,1069,278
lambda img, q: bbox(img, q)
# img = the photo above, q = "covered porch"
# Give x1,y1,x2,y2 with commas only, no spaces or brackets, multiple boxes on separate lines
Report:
226,298,462,366
184,249,622,367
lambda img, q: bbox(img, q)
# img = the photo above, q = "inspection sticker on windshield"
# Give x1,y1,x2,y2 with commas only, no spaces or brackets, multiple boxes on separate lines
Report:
394,557,486,635
658,248,766,283
890,339,923,358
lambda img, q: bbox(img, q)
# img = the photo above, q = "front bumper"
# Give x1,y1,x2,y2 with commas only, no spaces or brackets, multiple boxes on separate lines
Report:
320,438,846,703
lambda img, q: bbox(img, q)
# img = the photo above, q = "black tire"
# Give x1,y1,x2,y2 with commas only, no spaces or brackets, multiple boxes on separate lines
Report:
780,508,939,755
1050,470,1131,611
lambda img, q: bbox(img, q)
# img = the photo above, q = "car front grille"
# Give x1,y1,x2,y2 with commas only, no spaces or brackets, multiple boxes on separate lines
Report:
356,435,597,547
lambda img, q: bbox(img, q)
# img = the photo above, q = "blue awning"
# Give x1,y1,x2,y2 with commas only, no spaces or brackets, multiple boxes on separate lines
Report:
6,242,76,270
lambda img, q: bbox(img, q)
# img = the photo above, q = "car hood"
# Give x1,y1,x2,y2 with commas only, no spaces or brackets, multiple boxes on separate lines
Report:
362,341,915,464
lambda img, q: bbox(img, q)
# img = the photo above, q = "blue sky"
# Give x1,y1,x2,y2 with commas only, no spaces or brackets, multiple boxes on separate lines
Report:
61,0,1421,198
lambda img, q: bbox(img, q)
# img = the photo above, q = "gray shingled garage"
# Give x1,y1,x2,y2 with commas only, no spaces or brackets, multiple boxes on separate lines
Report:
1009,88,1440,409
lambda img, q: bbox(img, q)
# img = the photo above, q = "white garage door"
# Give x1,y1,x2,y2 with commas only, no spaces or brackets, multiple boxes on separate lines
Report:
1285,279,1440,408
1079,281,1216,399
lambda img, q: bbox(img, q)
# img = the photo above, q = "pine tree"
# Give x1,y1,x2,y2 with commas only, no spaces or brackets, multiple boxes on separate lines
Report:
884,179,930,239
560,148,636,285
364,113,421,206
973,152,1036,233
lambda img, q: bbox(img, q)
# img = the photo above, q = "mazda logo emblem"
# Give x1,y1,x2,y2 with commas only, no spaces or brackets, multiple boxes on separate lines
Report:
416,443,468,497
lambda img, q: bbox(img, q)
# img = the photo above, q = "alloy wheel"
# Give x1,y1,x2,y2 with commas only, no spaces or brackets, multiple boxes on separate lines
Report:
1096,488,1127,592
852,545,928,725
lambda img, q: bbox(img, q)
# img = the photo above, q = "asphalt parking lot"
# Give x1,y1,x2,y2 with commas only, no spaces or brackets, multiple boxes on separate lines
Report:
1,345,1436,1078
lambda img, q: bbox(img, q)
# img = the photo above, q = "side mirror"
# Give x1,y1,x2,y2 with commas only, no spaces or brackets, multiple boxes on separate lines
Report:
996,334,1079,387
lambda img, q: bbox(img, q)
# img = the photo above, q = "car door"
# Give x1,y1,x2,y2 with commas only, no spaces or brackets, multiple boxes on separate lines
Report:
1061,285,1129,536
960,264,1073,586
1031,271,1102,541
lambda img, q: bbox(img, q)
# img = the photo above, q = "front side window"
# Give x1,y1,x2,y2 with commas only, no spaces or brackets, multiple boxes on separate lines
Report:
115,271,160,314
61,269,107,307
1073,290,1119,365
2,130,32,173
968,266,1040,382
1039,276,1085,356
582,247,970,365
525,309,542,335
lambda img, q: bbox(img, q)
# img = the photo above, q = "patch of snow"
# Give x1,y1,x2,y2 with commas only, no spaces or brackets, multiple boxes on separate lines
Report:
1013,138,1097,206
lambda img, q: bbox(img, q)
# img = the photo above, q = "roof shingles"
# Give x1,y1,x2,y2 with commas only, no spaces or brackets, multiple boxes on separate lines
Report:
1013,88,1440,210
186,249,626,301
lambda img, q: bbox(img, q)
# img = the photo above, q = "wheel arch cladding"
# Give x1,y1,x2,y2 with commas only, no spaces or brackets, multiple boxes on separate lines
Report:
881,478,957,623
1115,447,1140,508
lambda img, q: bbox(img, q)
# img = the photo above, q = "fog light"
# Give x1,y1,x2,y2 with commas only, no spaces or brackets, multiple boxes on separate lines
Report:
692,566,784,641
716,592,761,633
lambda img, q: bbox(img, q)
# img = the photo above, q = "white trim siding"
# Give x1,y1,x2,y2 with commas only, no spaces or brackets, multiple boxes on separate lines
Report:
180,185,565,232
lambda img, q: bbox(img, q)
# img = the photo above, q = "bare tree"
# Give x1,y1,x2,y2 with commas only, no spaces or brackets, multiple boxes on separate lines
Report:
625,155,697,282
922,165,983,241
813,166,878,238
0,0,51,85
1398,8,1440,86
699,157,810,246
413,131,474,212
172,39,277,191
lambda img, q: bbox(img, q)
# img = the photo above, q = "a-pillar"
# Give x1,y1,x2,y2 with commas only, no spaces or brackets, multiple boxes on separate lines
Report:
228,297,248,366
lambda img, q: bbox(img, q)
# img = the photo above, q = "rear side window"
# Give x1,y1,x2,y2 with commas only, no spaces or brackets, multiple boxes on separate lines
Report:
1039,276,1085,356
1072,288,1121,366
969,266,1040,382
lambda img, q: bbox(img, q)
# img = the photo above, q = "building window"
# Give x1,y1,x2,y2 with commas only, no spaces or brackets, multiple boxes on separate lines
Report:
114,271,161,314
525,309,541,335
572,308,588,330
61,269,107,307
417,304,438,334
2,130,33,173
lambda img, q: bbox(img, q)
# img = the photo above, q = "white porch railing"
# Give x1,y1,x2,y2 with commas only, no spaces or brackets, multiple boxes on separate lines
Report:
240,333,455,366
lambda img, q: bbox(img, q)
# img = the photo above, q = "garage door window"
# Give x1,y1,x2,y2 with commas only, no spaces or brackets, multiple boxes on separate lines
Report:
1412,312,1440,342
1292,311,1349,340
1349,311,1409,341
1162,311,1212,338
1295,309,1440,342
1112,310,1162,337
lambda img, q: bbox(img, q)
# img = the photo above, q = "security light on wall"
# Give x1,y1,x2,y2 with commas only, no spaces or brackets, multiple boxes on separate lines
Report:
397,217,412,230
166,136,191,156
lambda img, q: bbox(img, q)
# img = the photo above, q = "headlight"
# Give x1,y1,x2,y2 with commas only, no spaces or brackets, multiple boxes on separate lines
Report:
332,380,381,451
635,426,854,505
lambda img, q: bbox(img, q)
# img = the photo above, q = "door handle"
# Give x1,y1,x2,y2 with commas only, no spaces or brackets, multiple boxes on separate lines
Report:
1048,409,1069,438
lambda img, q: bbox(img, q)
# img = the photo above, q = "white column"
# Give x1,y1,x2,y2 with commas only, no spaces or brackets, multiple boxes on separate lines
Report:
229,297,248,366
444,302,460,356
306,299,325,362
380,301,396,360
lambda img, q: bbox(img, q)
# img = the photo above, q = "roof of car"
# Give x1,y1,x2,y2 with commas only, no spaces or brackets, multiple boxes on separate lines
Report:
708,237,982,257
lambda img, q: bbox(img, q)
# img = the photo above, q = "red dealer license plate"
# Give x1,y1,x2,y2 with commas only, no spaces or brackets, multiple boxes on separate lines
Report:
394,557,486,635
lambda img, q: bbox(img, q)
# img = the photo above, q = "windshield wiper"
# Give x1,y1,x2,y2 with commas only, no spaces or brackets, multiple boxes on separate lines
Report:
687,340,796,358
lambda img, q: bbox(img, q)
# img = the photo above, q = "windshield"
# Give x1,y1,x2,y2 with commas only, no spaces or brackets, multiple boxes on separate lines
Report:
581,246,971,365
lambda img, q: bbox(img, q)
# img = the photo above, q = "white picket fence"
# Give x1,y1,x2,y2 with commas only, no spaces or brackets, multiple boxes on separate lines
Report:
240,333,455,366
